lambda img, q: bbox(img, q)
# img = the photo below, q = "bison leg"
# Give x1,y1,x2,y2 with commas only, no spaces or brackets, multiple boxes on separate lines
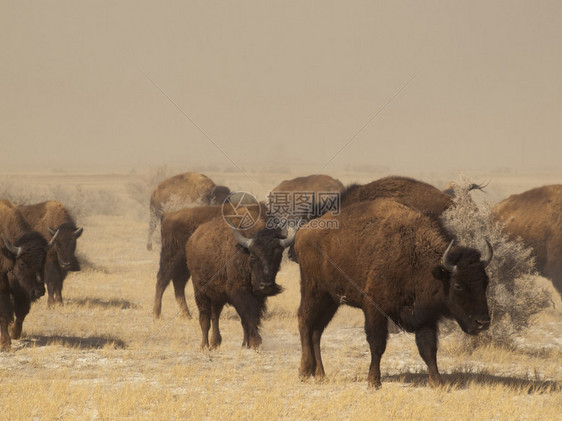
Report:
364,308,388,388
415,324,443,387
172,274,191,319
153,270,171,318
0,293,13,350
298,292,339,379
9,293,30,340
0,320,10,351
210,302,224,349
45,259,63,308
231,292,263,349
194,292,212,349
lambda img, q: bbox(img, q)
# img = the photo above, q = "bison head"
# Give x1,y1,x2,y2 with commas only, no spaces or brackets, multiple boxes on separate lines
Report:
210,185,231,205
48,224,83,271
232,227,296,296
2,231,58,301
432,240,493,335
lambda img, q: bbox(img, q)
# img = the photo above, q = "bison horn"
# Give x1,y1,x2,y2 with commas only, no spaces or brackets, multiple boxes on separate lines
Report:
48,227,57,237
481,239,493,268
279,229,298,248
74,227,84,238
232,229,254,249
1,233,22,258
442,240,457,273
46,229,60,250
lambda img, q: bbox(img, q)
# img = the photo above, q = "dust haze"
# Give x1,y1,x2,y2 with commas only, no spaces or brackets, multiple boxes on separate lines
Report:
1,1,561,174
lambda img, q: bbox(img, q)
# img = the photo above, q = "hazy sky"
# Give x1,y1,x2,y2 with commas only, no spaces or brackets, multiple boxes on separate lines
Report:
1,1,561,173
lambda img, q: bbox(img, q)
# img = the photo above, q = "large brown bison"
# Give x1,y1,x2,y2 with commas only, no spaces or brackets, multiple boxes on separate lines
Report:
0,202,58,350
492,184,562,296
294,199,492,387
185,217,295,349
18,201,83,307
153,205,222,319
147,172,230,250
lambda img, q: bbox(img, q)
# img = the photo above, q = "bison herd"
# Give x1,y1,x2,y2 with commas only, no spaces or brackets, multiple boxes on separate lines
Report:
1,171,560,388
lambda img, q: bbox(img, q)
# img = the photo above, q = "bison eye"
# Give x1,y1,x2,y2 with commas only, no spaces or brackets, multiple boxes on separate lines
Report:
453,283,464,293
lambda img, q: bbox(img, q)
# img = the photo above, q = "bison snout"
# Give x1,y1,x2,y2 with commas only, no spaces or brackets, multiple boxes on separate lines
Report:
33,284,46,299
475,318,491,331
62,260,81,271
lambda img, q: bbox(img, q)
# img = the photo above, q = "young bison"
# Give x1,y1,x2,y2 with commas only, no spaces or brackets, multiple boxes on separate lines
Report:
294,199,493,387
185,217,295,349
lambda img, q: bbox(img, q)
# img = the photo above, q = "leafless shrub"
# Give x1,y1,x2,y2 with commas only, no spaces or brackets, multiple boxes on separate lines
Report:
125,165,174,209
440,175,552,347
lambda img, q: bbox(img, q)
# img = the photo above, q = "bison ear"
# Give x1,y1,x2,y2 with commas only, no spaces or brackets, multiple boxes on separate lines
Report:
432,265,451,293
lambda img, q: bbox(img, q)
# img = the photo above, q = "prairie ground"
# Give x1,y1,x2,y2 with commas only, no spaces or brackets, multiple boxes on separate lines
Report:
0,169,561,420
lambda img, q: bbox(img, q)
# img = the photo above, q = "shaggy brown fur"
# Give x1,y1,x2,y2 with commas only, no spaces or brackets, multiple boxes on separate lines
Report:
0,202,51,350
147,172,230,250
294,199,492,387
271,174,345,194
340,176,453,219
18,201,82,306
153,205,222,318
185,216,292,350
492,184,562,296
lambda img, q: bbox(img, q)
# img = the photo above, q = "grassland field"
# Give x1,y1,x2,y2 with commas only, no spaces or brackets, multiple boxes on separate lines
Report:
0,169,560,420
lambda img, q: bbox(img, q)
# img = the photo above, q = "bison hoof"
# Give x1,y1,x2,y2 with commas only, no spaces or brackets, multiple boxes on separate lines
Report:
248,337,262,350
429,375,445,388
368,380,382,389
210,336,222,349
9,325,22,340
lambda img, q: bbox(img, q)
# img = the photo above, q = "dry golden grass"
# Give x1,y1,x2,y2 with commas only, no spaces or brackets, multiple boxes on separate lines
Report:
0,170,561,420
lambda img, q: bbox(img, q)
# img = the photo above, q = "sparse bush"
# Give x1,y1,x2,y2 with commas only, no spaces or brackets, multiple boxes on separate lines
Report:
440,175,553,347
125,165,174,210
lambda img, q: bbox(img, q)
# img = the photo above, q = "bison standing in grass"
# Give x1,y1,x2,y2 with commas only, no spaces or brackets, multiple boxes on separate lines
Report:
0,201,58,350
492,184,562,297
185,217,295,349
294,199,493,387
18,201,82,307
147,172,230,251
153,205,222,319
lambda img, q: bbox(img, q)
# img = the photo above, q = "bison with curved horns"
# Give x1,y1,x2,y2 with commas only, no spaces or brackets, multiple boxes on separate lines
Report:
0,202,58,350
186,217,296,349
153,205,222,319
18,201,83,307
147,172,230,250
492,184,562,297
294,199,493,387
